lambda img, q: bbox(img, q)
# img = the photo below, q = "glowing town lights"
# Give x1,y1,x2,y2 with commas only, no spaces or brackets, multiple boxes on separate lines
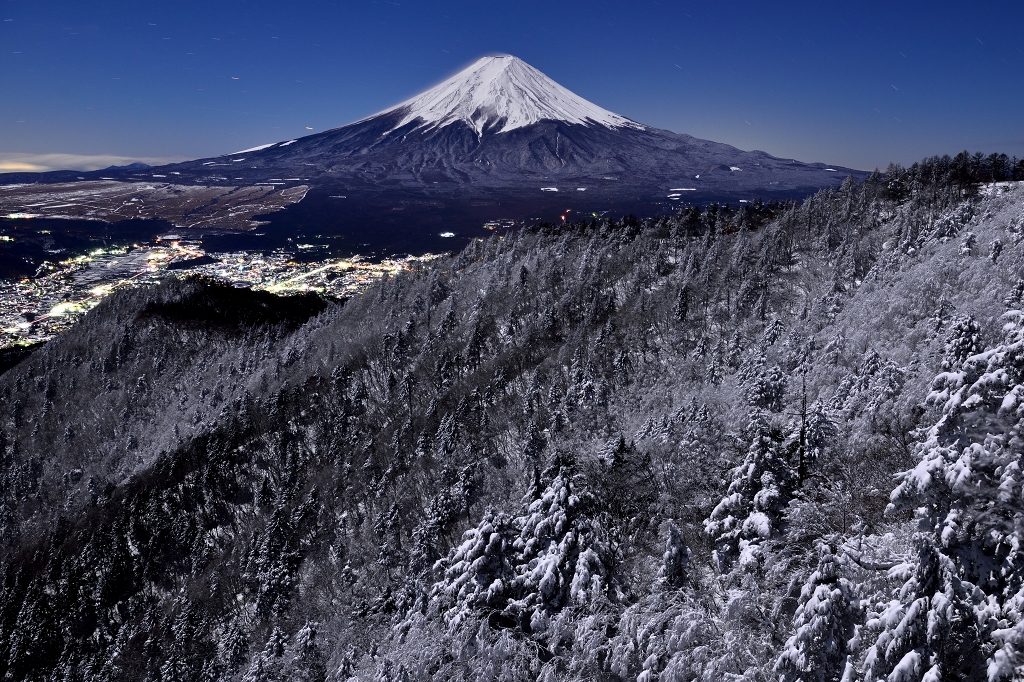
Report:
49,302,84,317
2,243,443,349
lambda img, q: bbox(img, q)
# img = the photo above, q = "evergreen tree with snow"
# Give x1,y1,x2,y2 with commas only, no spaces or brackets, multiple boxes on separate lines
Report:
658,520,691,589
704,411,795,570
941,314,984,370
740,353,788,412
787,390,836,484
509,459,618,632
861,538,982,682
431,507,518,629
287,621,327,682
861,310,1024,681
776,544,858,682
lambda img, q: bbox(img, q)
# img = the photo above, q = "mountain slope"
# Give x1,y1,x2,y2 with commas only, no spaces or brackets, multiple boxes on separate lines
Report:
0,172,1022,680
0,56,865,245
159,56,859,195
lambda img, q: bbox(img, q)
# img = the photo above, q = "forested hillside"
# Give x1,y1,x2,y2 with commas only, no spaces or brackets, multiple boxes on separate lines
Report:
2,153,1024,681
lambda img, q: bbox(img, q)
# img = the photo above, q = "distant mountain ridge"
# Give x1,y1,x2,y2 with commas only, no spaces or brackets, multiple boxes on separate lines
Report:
0,56,866,250
151,55,860,196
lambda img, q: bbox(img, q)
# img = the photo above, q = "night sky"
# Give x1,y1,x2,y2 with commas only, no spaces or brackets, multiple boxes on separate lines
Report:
1,0,1022,172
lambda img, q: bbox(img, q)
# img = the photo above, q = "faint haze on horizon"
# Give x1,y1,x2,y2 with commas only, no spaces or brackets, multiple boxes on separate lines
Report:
1,0,1022,172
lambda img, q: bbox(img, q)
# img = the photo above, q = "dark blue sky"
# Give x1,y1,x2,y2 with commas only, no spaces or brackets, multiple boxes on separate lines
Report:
2,0,1022,172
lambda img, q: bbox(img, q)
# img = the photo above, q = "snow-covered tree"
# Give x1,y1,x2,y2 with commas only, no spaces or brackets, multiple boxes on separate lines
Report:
829,350,906,422
747,364,789,412
861,540,981,682
658,520,691,589
941,314,984,370
861,310,1024,681
776,544,859,682
705,411,795,570
509,463,618,631
286,621,327,682
431,507,518,629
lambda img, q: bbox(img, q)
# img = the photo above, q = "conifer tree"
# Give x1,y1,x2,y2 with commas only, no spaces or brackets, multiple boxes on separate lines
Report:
941,314,984,370
510,461,617,630
704,411,794,569
432,508,518,629
658,520,691,589
861,310,1024,681
776,544,858,682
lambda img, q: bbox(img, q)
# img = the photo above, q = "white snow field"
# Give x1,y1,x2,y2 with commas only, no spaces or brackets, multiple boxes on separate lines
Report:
233,143,277,154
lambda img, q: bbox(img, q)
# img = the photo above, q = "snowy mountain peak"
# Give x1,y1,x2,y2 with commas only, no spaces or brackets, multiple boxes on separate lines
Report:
375,55,644,136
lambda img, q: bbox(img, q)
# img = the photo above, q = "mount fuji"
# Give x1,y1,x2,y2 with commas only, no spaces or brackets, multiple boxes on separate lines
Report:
161,55,861,194
1,55,865,253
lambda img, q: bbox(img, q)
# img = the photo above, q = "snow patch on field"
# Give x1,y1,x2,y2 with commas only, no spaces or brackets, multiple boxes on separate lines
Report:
233,143,276,154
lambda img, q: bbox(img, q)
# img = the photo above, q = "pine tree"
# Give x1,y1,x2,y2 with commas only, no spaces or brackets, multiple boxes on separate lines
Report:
740,354,788,412
941,314,984,370
862,539,982,682
510,463,617,631
861,310,1024,681
243,627,287,682
672,286,689,323
432,507,518,629
287,621,327,682
658,520,691,589
776,544,858,682
704,411,794,570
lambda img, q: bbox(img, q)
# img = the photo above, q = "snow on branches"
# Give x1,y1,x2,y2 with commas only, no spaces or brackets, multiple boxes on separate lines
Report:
862,310,1024,681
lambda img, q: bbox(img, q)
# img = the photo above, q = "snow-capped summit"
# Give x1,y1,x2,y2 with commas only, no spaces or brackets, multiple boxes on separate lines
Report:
56,53,865,235
370,55,645,136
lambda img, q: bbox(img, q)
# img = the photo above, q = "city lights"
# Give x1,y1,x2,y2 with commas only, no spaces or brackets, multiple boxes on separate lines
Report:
0,242,441,348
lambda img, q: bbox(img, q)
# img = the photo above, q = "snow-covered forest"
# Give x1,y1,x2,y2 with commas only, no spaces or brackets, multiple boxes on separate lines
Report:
2,151,1024,681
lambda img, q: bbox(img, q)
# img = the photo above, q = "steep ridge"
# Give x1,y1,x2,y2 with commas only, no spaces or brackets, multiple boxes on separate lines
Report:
0,173,1021,680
